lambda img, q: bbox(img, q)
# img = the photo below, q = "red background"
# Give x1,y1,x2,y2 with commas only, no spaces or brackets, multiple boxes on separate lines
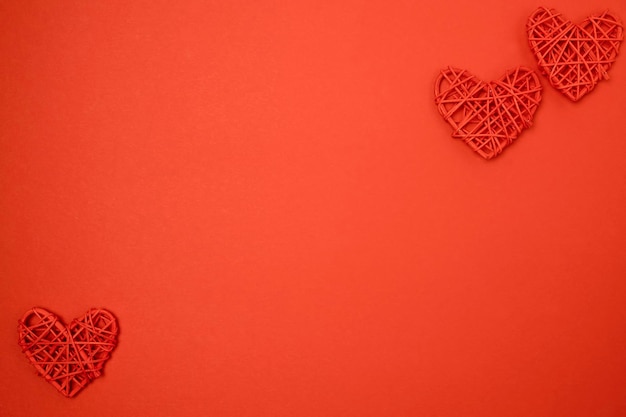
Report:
1,1,626,416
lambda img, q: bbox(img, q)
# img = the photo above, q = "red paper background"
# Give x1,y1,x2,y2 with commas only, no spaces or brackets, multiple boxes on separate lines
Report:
1,1,626,416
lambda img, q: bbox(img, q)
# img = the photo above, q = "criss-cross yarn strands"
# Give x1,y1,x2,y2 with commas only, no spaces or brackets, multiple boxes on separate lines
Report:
18,308,118,397
434,67,542,159
528,7,623,101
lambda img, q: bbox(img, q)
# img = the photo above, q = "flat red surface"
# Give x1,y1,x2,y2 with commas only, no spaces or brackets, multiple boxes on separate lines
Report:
1,1,626,416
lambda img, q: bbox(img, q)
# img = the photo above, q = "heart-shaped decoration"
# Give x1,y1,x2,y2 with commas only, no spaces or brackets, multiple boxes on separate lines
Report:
434,67,542,159
527,7,623,101
18,307,118,397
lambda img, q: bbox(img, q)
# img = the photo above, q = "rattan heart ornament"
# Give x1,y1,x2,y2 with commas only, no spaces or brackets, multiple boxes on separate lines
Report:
434,67,542,159
18,307,118,397
528,7,623,101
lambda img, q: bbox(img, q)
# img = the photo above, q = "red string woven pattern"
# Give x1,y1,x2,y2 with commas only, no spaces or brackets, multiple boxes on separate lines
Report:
528,7,623,102
18,308,118,398
434,67,542,159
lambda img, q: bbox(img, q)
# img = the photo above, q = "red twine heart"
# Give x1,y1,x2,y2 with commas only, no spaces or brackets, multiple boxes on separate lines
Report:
18,307,118,398
434,67,542,159
527,7,623,101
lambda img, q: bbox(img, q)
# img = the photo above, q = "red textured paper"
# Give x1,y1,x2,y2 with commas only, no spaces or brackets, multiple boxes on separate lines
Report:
2,1,626,417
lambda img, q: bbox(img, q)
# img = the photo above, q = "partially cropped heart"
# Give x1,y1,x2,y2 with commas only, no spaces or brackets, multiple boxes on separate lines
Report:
527,7,623,101
434,67,542,159
18,308,118,397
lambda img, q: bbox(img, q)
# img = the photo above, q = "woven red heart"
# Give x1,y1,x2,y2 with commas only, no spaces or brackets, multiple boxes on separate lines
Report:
527,7,623,101
434,67,542,159
18,308,118,398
